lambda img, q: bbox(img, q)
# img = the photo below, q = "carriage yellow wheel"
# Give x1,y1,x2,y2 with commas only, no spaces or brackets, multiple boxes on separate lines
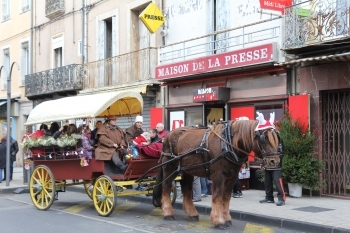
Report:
83,180,95,200
92,175,117,217
29,165,56,210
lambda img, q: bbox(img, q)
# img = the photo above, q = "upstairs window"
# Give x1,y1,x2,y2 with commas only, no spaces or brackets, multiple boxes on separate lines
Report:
2,48,10,90
22,0,30,12
20,42,29,86
2,0,10,21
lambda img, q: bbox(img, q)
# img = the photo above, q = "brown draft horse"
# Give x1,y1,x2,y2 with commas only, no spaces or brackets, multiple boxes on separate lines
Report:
153,120,280,229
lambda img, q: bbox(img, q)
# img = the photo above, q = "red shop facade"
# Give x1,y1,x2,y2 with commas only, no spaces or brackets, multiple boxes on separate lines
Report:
155,43,306,190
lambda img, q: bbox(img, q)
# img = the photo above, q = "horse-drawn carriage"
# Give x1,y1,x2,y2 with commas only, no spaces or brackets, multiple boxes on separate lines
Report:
24,90,283,230
24,91,177,217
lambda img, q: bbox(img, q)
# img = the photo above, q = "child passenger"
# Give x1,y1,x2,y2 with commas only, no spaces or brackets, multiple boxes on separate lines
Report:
79,125,94,166
131,131,151,158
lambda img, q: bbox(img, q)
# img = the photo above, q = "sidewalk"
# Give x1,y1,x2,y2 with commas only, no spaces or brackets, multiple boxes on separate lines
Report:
2,166,350,233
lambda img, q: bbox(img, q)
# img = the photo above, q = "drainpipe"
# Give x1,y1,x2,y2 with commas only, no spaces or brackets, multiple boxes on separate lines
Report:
73,0,75,44
81,0,85,64
30,0,33,74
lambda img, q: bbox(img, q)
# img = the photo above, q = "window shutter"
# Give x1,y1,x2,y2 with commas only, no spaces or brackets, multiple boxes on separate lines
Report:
21,48,26,85
112,16,116,57
98,20,106,86
2,0,7,20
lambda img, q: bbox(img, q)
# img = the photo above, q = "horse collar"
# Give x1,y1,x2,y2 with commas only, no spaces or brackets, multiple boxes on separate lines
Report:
222,121,247,165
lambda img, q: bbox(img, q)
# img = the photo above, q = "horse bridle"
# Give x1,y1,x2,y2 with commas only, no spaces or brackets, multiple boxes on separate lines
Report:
255,129,283,157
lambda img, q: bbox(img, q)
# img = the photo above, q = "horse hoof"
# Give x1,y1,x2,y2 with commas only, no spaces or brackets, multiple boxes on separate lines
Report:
164,216,175,221
188,216,199,222
225,221,232,227
214,224,227,230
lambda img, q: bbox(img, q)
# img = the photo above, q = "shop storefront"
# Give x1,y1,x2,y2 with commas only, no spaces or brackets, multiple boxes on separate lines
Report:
156,43,291,190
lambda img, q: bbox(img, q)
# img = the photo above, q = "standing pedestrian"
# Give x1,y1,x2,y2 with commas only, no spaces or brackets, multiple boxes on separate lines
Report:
200,177,208,197
3,136,18,181
257,113,286,206
192,176,201,202
0,137,7,183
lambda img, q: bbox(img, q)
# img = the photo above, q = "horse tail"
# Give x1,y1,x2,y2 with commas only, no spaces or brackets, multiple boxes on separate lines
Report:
152,168,163,207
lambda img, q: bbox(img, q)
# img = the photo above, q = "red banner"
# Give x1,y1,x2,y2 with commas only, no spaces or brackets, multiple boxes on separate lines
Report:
156,43,276,81
259,0,292,14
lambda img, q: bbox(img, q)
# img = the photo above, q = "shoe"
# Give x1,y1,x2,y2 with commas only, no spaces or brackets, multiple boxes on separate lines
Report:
201,194,207,197
276,200,285,206
192,199,201,202
239,192,243,197
2,178,5,181
232,193,241,198
259,198,275,203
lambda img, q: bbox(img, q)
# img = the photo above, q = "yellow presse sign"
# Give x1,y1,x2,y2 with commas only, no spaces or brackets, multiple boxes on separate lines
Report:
139,3,166,34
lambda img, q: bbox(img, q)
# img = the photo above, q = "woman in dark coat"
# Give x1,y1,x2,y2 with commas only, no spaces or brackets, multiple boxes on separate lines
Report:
0,137,7,183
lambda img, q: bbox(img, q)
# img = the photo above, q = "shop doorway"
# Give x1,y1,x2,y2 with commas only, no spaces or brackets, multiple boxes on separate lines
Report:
205,104,225,127
322,89,350,197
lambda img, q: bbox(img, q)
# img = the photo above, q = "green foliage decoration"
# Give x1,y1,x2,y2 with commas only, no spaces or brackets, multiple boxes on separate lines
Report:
277,111,325,192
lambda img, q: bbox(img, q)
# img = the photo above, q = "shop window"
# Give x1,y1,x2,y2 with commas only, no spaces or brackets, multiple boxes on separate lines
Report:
169,107,202,130
255,102,284,124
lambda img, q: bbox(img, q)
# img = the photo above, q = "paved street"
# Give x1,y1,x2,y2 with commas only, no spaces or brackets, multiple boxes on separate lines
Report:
0,188,300,233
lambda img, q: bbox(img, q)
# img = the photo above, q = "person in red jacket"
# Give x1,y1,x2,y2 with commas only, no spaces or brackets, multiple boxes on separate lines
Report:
27,124,48,158
156,123,169,140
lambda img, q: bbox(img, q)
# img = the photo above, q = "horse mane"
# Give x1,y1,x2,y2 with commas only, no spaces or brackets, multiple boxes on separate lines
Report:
231,120,258,150
230,120,278,152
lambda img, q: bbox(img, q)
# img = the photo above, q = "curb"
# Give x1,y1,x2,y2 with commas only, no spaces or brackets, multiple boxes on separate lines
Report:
0,186,29,194
8,186,350,233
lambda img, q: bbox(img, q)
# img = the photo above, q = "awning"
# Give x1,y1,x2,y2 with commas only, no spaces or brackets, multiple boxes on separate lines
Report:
275,51,350,66
25,91,143,125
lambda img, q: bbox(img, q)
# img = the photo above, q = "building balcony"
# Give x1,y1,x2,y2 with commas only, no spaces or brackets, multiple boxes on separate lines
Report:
46,0,65,19
25,64,84,100
83,47,158,90
284,0,350,50
159,18,281,65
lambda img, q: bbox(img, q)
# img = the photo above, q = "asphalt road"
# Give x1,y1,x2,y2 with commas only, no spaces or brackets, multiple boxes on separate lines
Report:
0,189,303,233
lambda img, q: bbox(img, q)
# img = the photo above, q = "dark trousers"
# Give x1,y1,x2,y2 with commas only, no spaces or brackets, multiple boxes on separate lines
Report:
3,161,13,179
264,169,286,201
233,179,241,193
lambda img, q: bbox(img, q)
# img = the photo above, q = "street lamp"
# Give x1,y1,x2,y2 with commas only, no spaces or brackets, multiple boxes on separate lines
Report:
0,62,20,186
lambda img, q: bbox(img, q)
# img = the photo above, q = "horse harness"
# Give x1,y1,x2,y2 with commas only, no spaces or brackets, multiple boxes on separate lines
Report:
161,121,248,176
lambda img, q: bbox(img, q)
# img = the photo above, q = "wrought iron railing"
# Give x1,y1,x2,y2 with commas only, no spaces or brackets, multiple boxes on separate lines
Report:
83,47,158,89
46,0,65,19
284,0,350,49
159,18,281,64
25,64,84,97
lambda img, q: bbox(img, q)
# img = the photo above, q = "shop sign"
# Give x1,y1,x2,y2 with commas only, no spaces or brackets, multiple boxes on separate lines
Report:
169,111,185,130
259,0,292,15
139,3,166,34
193,87,230,103
156,43,277,80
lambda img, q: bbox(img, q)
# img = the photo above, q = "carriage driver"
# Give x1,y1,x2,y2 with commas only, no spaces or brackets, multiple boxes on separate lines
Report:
95,115,128,172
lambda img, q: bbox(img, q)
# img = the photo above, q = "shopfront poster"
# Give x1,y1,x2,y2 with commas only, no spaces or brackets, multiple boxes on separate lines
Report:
170,111,185,131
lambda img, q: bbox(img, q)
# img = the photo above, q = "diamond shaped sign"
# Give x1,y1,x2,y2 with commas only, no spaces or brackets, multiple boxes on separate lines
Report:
139,3,166,34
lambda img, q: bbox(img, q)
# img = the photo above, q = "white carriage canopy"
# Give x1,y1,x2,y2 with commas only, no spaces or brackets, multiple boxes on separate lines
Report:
24,91,143,125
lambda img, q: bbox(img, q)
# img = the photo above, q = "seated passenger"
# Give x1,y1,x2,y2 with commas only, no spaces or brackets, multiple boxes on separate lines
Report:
156,123,169,140
137,129,162,159
28,124,48,157
45,122,60,136
53,124,68,139
131,132,150,159
95,115,128,172
149,129,162,144
125,115,144,146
